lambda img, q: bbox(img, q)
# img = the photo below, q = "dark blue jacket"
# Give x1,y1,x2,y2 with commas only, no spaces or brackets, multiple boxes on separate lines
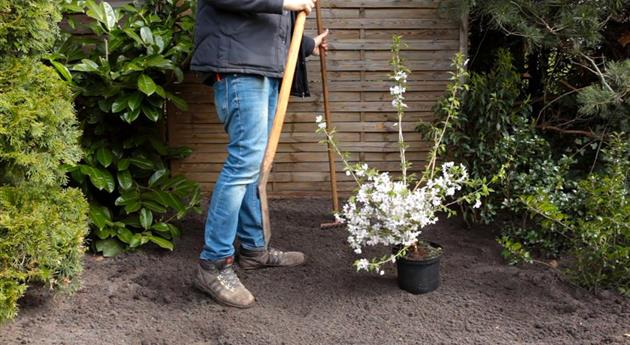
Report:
191,0,313,96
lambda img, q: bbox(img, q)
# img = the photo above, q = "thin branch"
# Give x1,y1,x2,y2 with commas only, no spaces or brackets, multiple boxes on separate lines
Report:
536,124,601,139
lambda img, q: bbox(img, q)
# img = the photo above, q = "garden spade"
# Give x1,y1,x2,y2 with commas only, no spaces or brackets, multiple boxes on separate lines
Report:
258,11,307,246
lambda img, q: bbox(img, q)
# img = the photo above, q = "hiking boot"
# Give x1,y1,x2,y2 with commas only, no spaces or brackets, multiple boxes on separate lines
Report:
193,257,255,308
237,247,305,270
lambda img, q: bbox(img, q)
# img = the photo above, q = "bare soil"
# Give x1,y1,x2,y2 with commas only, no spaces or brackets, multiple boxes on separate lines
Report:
1,199,628,345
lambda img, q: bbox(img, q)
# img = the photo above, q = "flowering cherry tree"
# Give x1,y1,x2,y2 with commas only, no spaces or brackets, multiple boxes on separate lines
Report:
316,36,490,274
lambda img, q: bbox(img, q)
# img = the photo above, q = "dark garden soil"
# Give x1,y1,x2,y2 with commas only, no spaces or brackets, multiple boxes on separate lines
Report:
1,199,628,345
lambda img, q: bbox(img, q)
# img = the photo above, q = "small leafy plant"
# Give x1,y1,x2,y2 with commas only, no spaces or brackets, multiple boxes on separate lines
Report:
317,36,491,274
52,0,201,256
519,133,630,293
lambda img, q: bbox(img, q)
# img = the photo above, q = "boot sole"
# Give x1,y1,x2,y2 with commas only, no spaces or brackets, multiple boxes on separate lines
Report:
238,258,306,271
192,279,255,309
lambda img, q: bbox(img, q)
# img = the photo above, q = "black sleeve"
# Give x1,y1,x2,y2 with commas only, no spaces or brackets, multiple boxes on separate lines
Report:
301,35,315,58
208,0,284,14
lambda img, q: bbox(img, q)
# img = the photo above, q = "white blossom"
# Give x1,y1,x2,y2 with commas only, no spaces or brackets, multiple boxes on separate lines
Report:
393,71,407,81
356,259,370,271
315,115,323,123
318,121,327,129
340,163,468,269
390,85,406,96
473,199,482,209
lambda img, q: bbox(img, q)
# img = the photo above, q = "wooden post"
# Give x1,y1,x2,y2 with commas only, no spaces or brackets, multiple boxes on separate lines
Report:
315,1,339,213
259,11,307,246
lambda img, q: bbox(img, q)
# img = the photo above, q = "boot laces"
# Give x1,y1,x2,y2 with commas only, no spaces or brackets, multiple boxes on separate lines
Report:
217,266,241,290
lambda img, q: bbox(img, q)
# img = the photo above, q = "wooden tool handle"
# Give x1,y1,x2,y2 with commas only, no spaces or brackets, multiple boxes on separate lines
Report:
315,0,339,213
259,11,307,245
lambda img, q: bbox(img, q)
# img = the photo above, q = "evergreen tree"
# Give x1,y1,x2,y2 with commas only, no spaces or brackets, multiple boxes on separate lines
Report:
0,0,88,322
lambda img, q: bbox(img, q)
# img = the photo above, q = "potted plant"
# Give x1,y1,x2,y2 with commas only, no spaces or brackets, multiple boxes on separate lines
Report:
316,36,490,294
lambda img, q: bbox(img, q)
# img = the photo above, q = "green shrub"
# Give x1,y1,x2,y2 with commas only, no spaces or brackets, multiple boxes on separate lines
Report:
0,57,82,186
0,0,62,56
521,134,629,293
0,185,89,322
54,0,201,256
0,0,87,322
421,50,574,257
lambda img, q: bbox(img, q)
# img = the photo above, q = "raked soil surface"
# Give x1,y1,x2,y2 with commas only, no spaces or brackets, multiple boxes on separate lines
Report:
1,199,628,345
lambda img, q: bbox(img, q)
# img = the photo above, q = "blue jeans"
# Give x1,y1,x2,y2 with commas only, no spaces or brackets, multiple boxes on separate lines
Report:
200,74,279,261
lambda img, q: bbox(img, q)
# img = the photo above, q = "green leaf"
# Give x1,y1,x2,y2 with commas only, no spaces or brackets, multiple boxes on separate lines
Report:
142,104,161,122
173,67,184,83
129,234,142,248
167,93,188,111
96,147,113,167
127,93,143,111
95,239,124,257
145,55,174,69
85,0,105,25
117,227,134,244
154,85,166,98
118,158,130,171
168,146,193,159
139,208,153,230
128,157,154,170
121,108,141,123
117,170,133,190
86,0,117,31
148,169,167,186
80,165,115,193
163,192,185,213
94,227,115,240
156,36,167,54
167,224,182,238
89,205,112,230
61,2,85,13
50,60,73,81
138,74,157,96
111,97,129,113
124,29,144,45
142,200,168,213
140,26,154,45
151,223,171,233
72,59,99,72
149,236,174,251
120,216,141,228
124,200,142,214
102,2,117,31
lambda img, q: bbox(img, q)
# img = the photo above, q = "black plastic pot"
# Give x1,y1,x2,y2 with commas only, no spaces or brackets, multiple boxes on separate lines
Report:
396,242,442,294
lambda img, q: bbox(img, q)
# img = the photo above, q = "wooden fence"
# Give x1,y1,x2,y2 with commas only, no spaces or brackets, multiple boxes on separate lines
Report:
167,0,466,197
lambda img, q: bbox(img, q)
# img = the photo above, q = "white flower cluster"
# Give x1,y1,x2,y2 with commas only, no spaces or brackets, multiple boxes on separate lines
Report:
391,71,408,109
315,115,326,129
337,162,469,270
393,71,407,82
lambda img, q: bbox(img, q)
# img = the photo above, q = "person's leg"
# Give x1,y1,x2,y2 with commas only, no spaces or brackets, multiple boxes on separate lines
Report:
200,74,270,261
236,77,279,250
233,78,306,270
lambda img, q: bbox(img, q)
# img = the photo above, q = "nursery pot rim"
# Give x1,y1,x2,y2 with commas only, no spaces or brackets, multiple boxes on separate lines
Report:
395,241,443,264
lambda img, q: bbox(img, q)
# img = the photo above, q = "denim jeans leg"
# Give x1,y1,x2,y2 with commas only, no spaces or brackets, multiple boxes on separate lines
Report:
200,75,271,261
236,77,280,250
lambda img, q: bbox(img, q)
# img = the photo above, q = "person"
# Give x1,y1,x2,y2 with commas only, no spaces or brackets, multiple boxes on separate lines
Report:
189,0,329,308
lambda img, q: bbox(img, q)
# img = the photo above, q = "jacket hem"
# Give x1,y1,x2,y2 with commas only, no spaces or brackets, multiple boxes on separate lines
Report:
190,65,284,79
